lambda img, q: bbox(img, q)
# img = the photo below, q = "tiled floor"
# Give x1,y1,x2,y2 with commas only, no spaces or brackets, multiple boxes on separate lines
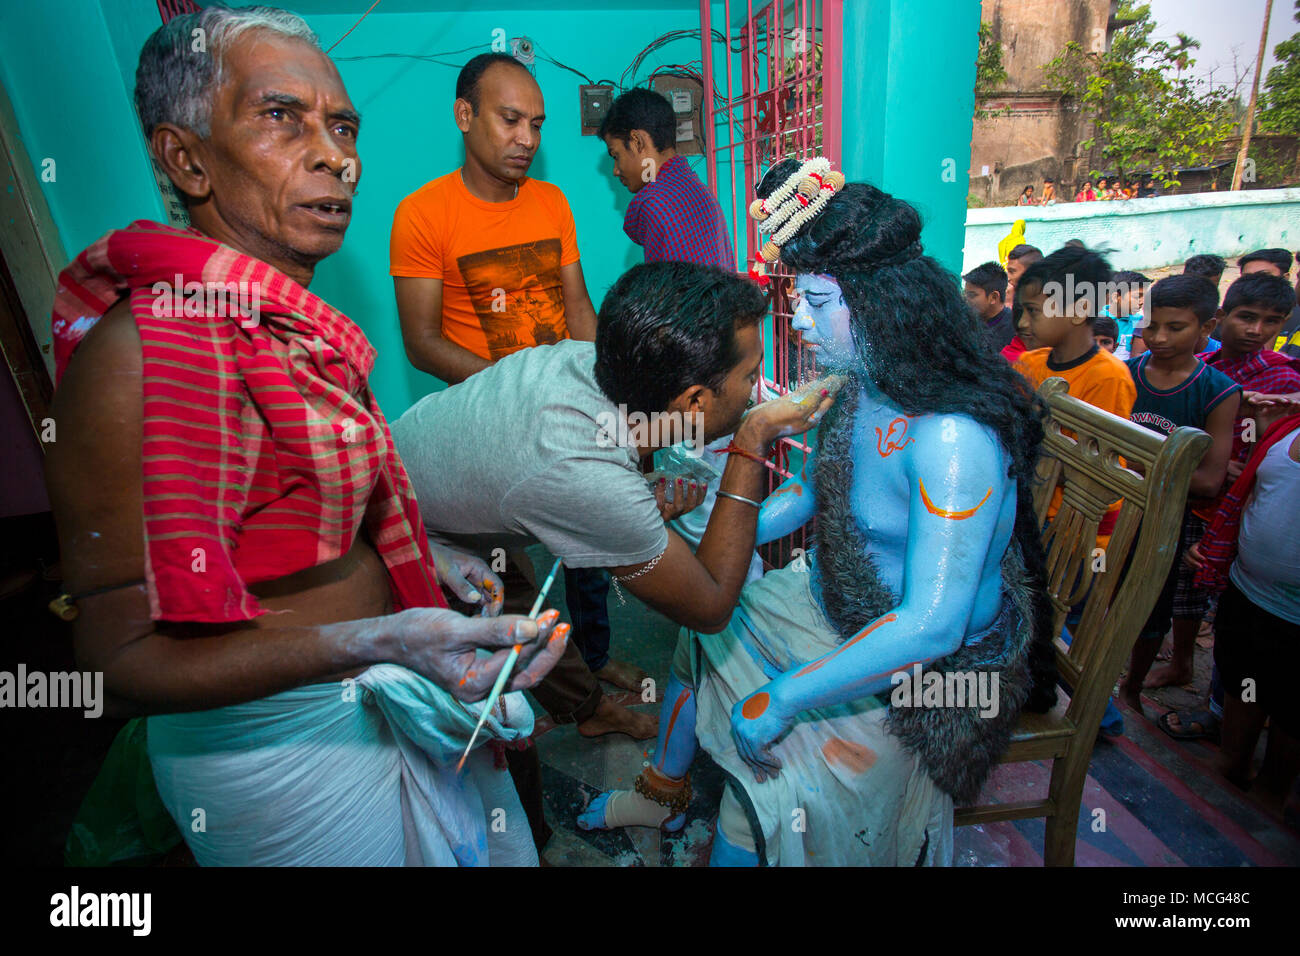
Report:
524,547,1300,867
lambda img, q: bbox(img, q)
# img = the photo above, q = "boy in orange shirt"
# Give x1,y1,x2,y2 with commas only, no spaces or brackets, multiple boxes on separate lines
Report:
1014,245,1136,737
1014,245,1137,424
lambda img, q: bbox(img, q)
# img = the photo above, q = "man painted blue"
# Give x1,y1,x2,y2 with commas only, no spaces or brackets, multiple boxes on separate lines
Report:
579,160,1055,865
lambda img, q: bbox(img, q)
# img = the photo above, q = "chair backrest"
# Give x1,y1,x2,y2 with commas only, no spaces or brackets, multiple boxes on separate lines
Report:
1031,377,1212,735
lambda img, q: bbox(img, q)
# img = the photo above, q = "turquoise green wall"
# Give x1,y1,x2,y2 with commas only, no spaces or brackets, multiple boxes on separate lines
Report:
842,0,979,274
703,0,979,274
0,0,163,264
966,188,1300,274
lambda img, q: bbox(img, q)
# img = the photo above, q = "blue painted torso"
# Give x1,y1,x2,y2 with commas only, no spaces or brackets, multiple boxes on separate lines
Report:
819,386,1016,639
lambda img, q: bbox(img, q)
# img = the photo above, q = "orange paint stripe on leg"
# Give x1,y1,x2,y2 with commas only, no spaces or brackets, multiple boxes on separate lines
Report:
918,479,992,520
795,613,898,678
742,691,770,719
664,687,691,742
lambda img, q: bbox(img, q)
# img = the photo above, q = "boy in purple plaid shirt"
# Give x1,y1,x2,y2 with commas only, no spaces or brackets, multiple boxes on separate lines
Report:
600,87,733,269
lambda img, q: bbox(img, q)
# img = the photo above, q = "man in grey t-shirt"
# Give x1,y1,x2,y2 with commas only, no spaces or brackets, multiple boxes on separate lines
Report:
393,261,836,741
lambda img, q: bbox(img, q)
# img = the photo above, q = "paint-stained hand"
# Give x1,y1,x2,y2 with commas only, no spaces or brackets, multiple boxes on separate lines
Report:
731,685,791,783
427,541,505,616
387,606,567,701
654,476,707,520
741,373,844,443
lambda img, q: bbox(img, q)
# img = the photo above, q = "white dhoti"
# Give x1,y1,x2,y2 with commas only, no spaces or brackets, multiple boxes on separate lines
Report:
146,664,536,866
688,564,954,866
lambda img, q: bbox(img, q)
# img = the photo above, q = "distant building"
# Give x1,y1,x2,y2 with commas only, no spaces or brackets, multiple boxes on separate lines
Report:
969,0,1127,205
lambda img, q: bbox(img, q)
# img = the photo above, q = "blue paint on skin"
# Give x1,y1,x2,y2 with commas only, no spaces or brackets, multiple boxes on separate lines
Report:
582,269,1024,822
730,274,1020,781
791,274,855,369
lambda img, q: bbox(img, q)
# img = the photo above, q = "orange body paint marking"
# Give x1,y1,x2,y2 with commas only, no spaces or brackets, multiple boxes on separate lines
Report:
664,687,692,741
821,737,877,774
875,417,914,457
795,614,898,678
918,480,992,521
742,691,770,719
769,483,804,499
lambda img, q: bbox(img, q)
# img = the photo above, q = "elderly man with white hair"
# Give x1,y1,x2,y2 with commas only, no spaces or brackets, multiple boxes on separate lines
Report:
45,4,566,866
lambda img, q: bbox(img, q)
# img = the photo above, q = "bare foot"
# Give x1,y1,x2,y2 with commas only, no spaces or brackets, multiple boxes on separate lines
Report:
577,696,657,740
1143,663,1194,689
1120,682,1144,714
593,658,649,693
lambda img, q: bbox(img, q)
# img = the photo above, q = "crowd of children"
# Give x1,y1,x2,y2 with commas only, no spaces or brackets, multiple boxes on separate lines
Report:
962,243,1300,822
1008,175,1154,207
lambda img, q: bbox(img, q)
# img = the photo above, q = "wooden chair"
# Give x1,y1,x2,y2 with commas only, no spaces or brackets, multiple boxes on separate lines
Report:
954,377,1212,866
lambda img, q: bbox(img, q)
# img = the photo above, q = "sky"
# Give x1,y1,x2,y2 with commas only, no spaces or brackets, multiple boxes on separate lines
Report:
1145,0,1299,93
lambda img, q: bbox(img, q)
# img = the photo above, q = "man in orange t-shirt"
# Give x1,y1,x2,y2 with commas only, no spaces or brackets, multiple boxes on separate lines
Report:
390,53,598,385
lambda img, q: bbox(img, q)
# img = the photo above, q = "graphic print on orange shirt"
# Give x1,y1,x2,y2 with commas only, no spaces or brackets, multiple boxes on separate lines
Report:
456,239,568,359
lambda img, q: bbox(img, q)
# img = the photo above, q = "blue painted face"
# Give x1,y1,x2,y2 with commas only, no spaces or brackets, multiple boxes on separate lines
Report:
791,274,855,368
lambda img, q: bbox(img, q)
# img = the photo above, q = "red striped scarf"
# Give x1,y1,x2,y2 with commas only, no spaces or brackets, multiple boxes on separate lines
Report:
53,220,446,621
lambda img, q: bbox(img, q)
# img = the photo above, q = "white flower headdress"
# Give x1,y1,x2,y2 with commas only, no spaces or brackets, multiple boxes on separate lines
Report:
748,157,846,263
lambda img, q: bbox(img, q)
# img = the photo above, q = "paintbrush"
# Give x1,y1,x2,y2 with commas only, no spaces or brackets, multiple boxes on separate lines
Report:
456,557,563,773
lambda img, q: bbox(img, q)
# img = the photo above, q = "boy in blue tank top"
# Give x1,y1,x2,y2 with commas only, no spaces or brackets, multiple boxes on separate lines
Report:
1121,275,1241,709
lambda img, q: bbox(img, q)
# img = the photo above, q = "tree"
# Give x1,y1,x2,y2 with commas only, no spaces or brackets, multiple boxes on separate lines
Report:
974,22,1010,120
976,22,1008,92
1171,32,1201,80
1260,1,1300,134
1045,3,1238,189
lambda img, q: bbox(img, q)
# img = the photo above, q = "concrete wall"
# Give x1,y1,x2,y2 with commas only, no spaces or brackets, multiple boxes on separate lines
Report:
982,0,1109,90
963,187,1300,273
969,105,1067,204
970,0,1111,203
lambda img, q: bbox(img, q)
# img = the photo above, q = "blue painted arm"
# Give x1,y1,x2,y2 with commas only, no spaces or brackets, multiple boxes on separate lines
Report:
756,456,816,546
730,417,1012,779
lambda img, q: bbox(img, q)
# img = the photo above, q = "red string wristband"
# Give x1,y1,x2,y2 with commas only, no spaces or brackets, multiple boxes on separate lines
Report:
722,441,773,467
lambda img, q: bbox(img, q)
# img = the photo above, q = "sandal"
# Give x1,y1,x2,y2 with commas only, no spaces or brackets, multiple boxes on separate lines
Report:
1157,708,1220,741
